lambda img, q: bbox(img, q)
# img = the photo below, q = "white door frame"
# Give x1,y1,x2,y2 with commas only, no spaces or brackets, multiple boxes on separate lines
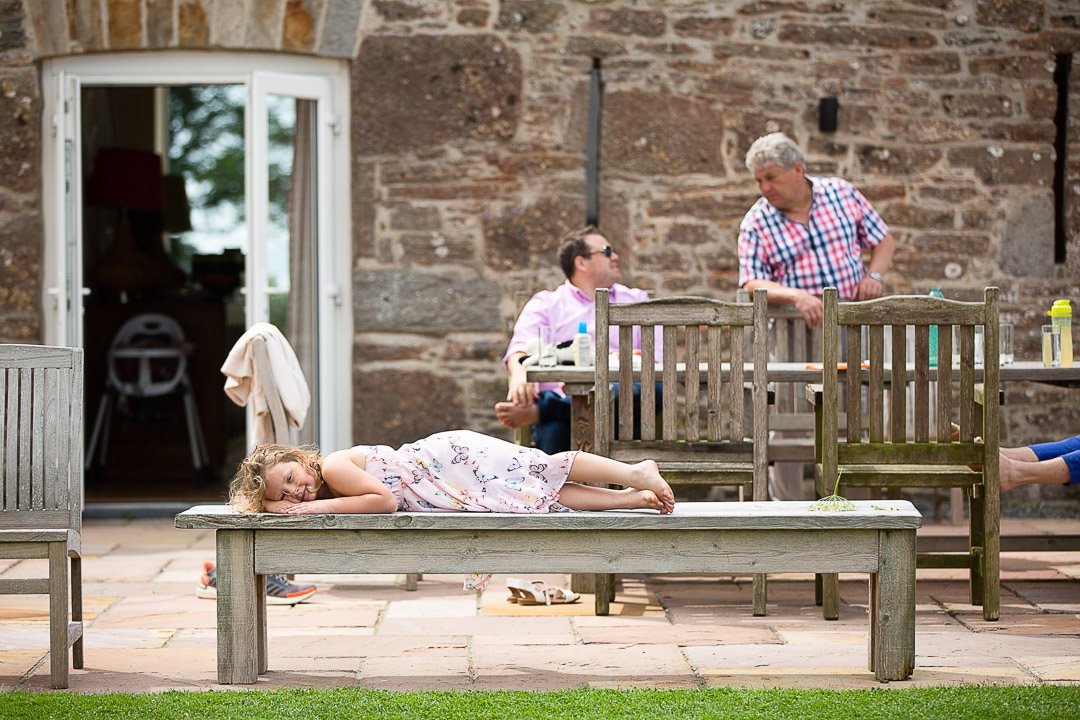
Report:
40,51,353,455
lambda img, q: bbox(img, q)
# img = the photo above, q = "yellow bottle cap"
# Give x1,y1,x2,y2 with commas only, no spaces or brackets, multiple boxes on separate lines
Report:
1049,299,1072,318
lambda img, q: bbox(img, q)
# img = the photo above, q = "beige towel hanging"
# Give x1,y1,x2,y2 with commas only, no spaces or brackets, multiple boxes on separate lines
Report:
221,323,311,445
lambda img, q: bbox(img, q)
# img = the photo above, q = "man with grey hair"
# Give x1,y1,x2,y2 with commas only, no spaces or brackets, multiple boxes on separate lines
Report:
739,132,895,500
738,132,895,328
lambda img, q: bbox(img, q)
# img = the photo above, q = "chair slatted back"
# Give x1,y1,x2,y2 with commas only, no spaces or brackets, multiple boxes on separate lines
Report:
594,289,769,495
820,287,999,487
0,345,83,534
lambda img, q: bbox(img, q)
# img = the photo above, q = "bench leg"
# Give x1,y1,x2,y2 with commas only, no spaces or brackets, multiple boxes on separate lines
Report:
821,573,840,621
752,573,767,616
594,573,614,615
71,553,83,669
872,529,916,682
48,541,69,689
217,530,260,684
256,573,268,675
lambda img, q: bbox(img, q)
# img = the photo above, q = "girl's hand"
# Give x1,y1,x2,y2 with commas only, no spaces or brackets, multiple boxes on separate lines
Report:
282,501,326,514
263,499,293,514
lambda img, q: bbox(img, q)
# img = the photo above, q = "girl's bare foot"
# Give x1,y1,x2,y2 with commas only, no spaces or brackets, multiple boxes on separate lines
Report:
629,460,675,514
631,489,665,512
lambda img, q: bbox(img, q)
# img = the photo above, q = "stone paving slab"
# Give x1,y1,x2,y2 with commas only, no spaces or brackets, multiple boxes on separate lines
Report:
1015,656,1080,681
469,643,698,691
578,623,780,646
3,518,1080,692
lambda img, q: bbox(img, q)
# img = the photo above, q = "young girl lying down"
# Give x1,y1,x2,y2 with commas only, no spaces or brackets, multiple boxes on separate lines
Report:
229,430,675,590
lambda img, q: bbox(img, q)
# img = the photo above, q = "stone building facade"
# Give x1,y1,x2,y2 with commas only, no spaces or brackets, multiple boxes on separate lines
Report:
4,0,1080,512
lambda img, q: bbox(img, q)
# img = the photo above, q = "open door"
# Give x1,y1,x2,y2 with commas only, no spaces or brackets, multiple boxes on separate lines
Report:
41,54,351,508
247,72,336,449
42,70,84,349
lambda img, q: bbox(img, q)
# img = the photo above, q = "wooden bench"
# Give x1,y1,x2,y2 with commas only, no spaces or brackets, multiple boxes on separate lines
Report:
0,344,85,688
175,500,922,685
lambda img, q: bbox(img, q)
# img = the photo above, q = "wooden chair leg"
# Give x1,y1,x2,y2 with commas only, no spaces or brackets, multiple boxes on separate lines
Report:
969,487,986,607
983,484,1001,621
71,553,84,669
752,573,767,616
48,542,69,689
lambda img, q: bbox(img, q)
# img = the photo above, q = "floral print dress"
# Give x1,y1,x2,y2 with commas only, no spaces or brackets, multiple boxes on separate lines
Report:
358,430,579,590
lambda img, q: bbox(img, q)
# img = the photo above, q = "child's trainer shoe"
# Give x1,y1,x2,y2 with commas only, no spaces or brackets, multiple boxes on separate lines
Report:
196,562,317,605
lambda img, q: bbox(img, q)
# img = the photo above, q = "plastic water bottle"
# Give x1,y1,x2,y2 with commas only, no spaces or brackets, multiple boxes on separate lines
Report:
573,322,592,367
928,288,944,366
1050,299,1073,368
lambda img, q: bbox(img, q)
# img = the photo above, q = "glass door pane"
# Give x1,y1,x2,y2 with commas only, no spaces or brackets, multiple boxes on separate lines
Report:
265,95,319,445
250,73,331,448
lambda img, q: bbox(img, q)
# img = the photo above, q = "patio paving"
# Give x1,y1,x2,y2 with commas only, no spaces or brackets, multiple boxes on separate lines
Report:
1,517,1079,693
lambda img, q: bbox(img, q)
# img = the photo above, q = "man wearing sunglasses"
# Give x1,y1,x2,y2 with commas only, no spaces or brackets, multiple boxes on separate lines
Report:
497,226,655,454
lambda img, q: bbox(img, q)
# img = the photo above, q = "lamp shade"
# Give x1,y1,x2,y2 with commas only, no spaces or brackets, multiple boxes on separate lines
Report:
86,147,166,213
163,174,193,233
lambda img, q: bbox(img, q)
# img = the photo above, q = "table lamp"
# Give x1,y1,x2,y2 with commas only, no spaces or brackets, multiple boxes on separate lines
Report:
86,147,184,295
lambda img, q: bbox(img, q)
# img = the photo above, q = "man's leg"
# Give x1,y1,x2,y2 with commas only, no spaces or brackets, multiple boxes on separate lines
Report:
531,391,572,454
1001,453,1079,492
611,382,663,440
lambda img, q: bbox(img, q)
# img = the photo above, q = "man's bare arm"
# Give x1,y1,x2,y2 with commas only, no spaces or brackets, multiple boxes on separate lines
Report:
743,278,823,328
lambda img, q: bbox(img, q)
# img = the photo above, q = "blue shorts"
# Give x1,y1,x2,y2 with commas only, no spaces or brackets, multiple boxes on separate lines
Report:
1029,435,1080,485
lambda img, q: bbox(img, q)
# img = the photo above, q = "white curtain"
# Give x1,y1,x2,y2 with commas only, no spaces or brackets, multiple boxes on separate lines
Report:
286,99,318,445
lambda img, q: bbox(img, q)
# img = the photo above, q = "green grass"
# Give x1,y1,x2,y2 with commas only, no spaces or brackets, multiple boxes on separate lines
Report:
2,686,1079,720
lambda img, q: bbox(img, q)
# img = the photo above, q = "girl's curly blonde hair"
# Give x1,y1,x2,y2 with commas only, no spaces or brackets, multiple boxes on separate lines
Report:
228,444,323,513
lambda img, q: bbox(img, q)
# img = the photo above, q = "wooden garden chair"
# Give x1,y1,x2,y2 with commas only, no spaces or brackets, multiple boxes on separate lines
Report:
594,287,771,614
810,287,1000,621
0,344,85,688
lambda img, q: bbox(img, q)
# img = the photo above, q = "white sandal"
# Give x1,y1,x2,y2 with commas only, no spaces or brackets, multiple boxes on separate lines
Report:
507,578,579,605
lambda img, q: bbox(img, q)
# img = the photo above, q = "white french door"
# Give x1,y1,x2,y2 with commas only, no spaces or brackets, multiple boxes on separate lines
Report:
41,53,352,459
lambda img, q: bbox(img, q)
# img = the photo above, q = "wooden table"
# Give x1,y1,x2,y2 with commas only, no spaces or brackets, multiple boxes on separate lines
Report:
528,361,1080,452
530,361,1080,531
176,500,921,684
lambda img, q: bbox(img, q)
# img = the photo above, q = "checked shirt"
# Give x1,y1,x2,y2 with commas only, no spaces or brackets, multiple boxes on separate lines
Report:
738,176,889,300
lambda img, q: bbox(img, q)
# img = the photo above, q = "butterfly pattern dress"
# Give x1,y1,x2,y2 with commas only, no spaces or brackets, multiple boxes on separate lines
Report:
359,430,578,591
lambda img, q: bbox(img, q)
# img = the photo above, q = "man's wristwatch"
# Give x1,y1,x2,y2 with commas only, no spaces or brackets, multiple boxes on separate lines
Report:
867,271,884,283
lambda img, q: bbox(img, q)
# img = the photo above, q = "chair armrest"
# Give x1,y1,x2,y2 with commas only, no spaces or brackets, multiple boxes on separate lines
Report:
805,383,823,406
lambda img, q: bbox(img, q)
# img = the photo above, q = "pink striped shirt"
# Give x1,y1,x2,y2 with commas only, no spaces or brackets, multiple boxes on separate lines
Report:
504,281,654,396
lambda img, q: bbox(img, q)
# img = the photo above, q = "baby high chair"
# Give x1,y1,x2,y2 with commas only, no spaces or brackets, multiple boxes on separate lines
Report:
85,313,212,486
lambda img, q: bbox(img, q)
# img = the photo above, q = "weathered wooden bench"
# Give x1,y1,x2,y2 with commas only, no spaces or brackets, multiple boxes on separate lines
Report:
175,500,921,685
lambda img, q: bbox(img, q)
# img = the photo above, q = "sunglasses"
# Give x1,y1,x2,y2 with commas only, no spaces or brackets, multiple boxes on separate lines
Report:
581,245,616,259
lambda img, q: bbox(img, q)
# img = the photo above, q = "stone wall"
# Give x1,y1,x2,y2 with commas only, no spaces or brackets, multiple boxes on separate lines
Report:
4,1,1080,513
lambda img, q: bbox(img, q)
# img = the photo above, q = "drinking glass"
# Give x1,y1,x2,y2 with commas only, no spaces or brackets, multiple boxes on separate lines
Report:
1043,324,1061,368
999,323,1013,365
